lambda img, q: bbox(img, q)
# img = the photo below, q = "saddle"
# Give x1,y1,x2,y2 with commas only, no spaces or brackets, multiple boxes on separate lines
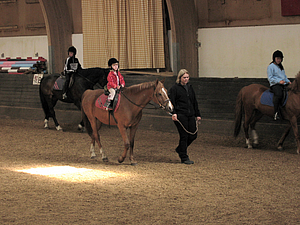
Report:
53,75,75,91
95,91,121,112
53,76,65,90
260,89,288,107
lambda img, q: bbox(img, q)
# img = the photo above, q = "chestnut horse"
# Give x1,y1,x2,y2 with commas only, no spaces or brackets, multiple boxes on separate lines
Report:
234,72,300,154
81,79,174,165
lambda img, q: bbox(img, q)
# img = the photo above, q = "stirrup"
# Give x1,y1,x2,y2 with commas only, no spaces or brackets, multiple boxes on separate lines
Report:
104,100,112,110
62,93,67,99
274,112,280,121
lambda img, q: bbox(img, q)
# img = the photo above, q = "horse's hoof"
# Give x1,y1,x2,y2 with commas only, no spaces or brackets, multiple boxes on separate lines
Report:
244,145,252,149
252,143,259,148
131,162,138,166
277,146,284,151
118,156,124,163
102,157,109,162
91,156,96,159
56,125,63,131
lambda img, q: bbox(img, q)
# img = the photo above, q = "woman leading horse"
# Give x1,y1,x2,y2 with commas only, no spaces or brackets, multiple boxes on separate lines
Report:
234,71,300,154
81,79,174,165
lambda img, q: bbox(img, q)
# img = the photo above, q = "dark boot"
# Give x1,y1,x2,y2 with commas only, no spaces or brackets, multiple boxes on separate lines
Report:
274,112,280,121
104,100,112,110
273,96,281,121
181,158,194,164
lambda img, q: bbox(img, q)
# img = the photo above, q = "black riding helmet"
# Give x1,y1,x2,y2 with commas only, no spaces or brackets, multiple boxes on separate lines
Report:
272,50,284,61
108,58,119,67
68,46,77,55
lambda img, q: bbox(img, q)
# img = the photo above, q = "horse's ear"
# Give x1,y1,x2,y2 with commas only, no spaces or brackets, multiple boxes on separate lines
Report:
160,78,165,84
155,79,159,86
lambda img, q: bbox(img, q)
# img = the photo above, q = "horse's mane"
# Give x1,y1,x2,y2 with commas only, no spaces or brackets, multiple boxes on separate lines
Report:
79,67,109,77
290,71,300,93
124,81,156,95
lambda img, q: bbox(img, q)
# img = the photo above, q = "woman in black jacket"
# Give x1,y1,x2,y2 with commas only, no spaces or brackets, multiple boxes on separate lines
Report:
169,69,201,164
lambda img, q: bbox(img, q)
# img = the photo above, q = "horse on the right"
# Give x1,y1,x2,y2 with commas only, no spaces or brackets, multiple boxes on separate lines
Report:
234,71,300,154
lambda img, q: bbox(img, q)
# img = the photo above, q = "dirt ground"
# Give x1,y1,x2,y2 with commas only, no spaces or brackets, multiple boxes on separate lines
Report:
0,118,299,225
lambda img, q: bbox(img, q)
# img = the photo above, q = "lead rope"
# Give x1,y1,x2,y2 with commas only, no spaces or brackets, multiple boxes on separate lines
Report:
175,118,200,135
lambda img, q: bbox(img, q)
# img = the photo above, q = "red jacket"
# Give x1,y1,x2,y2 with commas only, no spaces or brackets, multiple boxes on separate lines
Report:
107,70,125,89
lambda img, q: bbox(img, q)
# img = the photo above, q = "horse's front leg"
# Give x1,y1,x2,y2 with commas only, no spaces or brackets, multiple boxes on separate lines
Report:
74,101,85,132
78,120,85,132
277,125,291,151
47,97,62,131
117,125,130,164
290,117,300,154
128,125,139,166
44,118,49,129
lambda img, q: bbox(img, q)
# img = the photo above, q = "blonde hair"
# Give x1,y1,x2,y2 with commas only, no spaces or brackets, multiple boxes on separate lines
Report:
176,69,189,84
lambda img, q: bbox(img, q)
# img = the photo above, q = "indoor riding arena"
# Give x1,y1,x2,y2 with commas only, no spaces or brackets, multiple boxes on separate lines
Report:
1,0,300,224
0,73,299,224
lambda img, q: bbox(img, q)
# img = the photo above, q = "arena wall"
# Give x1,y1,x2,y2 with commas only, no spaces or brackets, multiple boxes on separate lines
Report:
198,24,300,78
0,72,288,137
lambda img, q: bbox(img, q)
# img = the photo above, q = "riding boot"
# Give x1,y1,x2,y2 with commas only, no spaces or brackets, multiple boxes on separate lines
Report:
104,100,112,110
62,74,71,99
273,96,281,121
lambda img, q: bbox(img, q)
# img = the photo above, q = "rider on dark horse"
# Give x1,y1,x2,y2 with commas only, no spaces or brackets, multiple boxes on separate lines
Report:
267,50,291,121
62,46,82,99
104,58,125,110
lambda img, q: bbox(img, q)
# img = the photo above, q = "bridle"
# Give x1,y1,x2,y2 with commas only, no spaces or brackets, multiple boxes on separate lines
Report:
154,91,171,110
120,85,171,110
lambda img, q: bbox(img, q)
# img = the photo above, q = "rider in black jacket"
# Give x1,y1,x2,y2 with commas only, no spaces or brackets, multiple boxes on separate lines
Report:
169,69,201,164
62,46,82,99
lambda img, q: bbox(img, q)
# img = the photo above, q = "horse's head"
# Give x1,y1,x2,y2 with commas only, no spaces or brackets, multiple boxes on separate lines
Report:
290,71,300,93
153,79,173,113
79,67,109,88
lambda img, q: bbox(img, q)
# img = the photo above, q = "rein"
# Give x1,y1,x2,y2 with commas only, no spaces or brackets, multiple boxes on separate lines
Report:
120,86,170,110
76,71,103,88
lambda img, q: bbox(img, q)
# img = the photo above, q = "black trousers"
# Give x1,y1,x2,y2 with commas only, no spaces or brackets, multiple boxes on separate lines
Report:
174,114,197,161
63,72,73,93
270,84,285,114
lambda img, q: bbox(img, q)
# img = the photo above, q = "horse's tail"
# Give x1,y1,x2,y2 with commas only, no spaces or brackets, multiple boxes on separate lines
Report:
39,78,50,117
81,93,93,136
81,110,93,136
234,88,244,137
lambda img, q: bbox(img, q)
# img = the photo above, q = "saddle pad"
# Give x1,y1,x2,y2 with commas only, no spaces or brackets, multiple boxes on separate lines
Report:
53,76,65,90
95,93,121,112
260,89,288,107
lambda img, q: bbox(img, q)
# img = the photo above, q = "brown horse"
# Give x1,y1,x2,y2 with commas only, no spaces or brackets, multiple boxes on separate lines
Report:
81,79,174,165
234,72,300,154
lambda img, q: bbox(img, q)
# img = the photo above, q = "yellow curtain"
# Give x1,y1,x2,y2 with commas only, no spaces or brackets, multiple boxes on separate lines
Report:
82,0,165,69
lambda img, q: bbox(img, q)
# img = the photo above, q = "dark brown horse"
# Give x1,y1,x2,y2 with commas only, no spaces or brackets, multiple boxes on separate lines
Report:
234,72,300,154
39,67,109,131
81,79,174,165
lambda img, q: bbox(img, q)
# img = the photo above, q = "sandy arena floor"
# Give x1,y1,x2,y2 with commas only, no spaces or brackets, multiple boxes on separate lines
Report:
0,118,299,224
